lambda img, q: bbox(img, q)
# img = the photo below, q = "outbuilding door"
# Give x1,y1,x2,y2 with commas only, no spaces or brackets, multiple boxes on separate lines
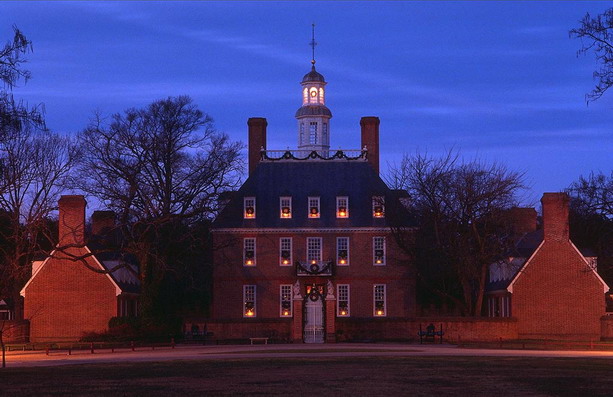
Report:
304,289,324,343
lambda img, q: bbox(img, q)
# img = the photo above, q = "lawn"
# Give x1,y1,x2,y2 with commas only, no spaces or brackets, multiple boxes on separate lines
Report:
1,356,613,396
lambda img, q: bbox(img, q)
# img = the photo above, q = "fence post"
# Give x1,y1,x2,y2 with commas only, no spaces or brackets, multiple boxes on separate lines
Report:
90,342,94,354
131,341,135,351
45,346,49,356
171,338,175,349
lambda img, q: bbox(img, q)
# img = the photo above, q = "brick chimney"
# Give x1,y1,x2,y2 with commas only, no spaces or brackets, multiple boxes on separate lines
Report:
248,117,267,175
91,210,116,236
541,192,570,242
360,116,380,174
58,195,86,247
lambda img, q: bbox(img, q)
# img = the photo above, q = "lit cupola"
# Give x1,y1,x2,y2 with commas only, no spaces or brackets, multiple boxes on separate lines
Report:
296,24,332,155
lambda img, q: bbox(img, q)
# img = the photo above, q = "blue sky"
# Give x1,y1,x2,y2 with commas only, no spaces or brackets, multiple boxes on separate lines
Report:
1,1,611,206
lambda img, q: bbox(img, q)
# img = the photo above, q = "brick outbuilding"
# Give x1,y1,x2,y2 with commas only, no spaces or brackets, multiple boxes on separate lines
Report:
487,193,608,340
21,196,139,342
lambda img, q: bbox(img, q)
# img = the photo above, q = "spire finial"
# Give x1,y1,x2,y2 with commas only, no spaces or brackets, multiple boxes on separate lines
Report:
309,23,317,66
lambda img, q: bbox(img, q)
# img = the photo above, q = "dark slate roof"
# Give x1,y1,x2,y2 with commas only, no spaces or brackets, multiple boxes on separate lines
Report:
213,161,415,229
295,105,332,118
87,240,141,294
302,66,325,83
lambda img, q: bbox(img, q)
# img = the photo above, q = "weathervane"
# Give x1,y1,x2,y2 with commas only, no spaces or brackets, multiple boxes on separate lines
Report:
309,23,317,66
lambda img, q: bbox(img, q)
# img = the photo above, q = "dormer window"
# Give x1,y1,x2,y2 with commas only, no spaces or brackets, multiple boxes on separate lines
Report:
372,196,385,218
308,197,320,218
336,196,349,218
244,197,256,219
280,197,292,219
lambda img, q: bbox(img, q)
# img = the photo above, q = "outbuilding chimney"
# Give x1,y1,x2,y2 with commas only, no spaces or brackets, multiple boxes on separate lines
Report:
541,192,570,242
248,117,267,175
91,210,116,236
360,116,380,174
58,195,86,247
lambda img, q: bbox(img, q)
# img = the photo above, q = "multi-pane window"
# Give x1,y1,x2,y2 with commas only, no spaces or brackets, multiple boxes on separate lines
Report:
373,236,386,265
337,237,349,266
337,284,350,317
280,285,293,317
243,285,256,317
336,196,349,218
307,237,322,264
300,123,305,143
374,284,386,317
319,88,325,104
309,122,318,144
280,196,292,218
280,237,292,266
244,238,256,266
322,122,328,140
372,196,385,218
488,295,511,318
244,197,256,219
308,196,320,218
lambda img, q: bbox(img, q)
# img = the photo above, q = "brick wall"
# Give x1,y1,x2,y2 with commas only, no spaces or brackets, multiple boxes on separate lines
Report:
2,320,30,343
212,231,415,320
512,240,605,340
24,247,118,342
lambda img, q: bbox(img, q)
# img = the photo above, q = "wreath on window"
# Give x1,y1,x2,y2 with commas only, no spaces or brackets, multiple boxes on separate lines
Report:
309,293,319,302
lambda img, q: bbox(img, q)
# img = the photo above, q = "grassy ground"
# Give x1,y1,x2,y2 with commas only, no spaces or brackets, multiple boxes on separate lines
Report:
1,356,613,396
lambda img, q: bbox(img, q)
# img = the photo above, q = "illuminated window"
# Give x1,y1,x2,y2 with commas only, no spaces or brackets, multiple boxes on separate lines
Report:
373,236,385,266
307,237,322,265
319,87,324,104
244,197,256,219
337,284,350,317
337,237,349,266
280,196,292,218
336,196,348,218
309,87,318,103
308,196,320,218
372,196,384,218
243,285,256,317
280,237,292,266
280,285,292,317
303,88,308,104
244,238,256,266
309,122,318,145
374,284,386,317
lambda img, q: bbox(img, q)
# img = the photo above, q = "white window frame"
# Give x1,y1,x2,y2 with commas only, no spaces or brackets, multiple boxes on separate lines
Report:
244,237,256,266
244,197,256,219
336,237,350,266
243,285,256,318
280,196,292,219
373,284,386,317
280,284,293,317
337,284,350,317
336,196,349,218
373,236,386,266
372,196,385,218
308,196,320,218
307,237,322,264
280,237,292,266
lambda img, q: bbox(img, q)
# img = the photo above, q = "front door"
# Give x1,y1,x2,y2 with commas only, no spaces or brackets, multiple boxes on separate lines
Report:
304,288,324,343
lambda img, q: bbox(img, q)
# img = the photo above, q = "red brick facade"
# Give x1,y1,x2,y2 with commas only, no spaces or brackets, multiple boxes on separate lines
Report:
509,193,607,340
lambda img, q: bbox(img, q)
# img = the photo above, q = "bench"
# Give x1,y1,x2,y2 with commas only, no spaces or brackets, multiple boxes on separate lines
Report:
418,323,444,344
249,337,269,345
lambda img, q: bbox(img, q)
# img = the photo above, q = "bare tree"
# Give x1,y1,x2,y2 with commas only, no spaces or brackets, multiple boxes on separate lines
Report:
77,96,243,318
388,151,525,316
0,26,76,315
570,8,613,103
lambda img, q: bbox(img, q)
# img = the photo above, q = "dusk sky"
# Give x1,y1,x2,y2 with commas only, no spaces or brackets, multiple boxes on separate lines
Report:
1,1,611,207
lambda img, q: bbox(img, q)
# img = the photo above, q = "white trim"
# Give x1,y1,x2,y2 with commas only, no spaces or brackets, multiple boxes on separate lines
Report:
373,236,386,266
571,241,609,293
507,241,544,294
279,237,292,266
20,246,123,297
336,237,350,266
279,284,293,317
373,284,387,317
212,227,414,234
507,240,610,294
243,237,256,266
337,284,350,317
280,196,292,219
308,196,320,219
336,196,349,218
